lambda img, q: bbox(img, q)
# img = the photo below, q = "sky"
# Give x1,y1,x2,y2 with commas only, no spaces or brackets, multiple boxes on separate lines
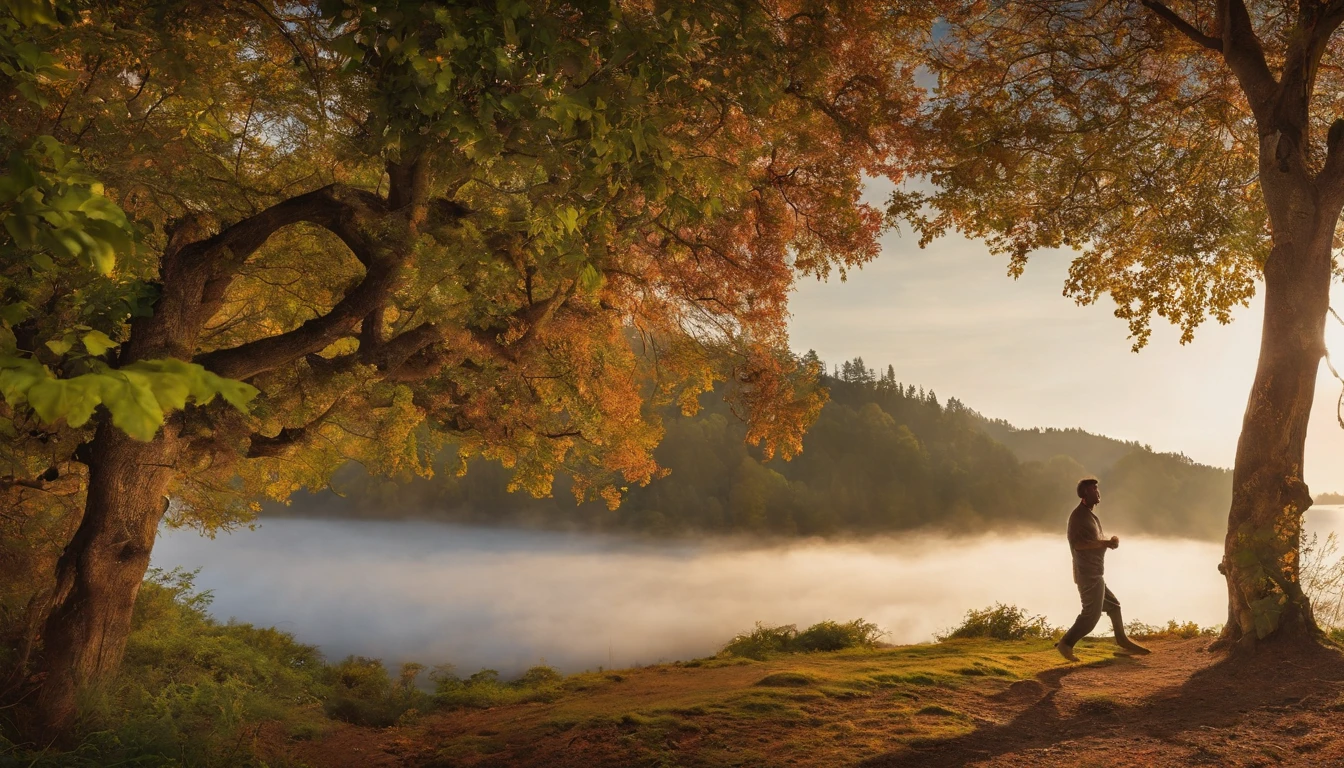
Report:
787,182,1344,494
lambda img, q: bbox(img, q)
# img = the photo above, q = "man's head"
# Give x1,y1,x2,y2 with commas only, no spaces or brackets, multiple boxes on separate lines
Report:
1077,478,1100,506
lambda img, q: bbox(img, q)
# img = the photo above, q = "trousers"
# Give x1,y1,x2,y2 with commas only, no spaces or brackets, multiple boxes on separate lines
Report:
1061,575,1122,647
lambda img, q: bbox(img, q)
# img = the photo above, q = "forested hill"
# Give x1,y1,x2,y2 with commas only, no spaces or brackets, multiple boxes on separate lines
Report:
277,357,1233,541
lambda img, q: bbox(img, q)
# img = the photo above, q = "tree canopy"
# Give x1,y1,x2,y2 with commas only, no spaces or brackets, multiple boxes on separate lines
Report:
894,0,1276,349
1,0,933,523
0,0,946,732
905,0,1344,647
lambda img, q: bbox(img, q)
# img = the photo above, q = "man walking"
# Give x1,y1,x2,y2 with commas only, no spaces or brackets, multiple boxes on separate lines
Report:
1056,478,1150,661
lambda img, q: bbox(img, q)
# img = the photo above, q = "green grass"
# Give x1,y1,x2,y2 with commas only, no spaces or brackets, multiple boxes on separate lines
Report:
1,584,1136,768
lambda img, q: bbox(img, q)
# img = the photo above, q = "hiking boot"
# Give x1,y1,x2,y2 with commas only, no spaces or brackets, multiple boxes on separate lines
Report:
1055,641,1078,662
1116,638,1151,655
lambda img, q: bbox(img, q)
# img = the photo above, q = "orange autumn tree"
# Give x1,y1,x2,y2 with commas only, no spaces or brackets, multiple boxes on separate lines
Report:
0,0,936,732
899,0,1344,651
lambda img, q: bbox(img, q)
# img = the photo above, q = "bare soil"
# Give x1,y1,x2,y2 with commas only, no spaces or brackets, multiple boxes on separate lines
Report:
272,638,1344,767
863,638,1344,768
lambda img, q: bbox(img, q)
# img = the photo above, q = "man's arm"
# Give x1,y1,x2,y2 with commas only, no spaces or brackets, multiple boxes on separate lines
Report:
1074,536,1119,551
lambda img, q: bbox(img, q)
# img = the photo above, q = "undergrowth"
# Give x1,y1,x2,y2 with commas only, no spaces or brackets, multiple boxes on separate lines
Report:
719,619,886,660
937,604,1057,641
0,568,559,766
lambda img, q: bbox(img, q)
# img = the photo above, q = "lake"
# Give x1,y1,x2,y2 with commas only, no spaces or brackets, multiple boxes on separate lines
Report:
149,507,1344,676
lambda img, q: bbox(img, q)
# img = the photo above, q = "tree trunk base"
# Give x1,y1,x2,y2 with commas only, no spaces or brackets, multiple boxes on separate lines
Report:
1206,617,1326,659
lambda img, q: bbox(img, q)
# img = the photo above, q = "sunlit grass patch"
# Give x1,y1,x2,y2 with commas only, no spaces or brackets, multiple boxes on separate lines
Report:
756,671,817,687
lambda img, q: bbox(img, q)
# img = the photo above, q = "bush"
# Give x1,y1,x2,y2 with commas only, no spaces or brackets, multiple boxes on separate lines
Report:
938,604,1056,641
431,664,566,709
720,623,798,660
720,619,886,659
1,568,331,767
1124,619,1218,639
794,620,885,652
1,568,436,765
323,656,431,727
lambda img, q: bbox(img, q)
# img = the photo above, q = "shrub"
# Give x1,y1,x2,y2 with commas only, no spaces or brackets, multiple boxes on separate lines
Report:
938,604,1056,641
720,619,886,659
1124,619,1218,639
1,568,332,767
431,664,566,709
323,656,431,727
794,620,885,651
720,622,800,660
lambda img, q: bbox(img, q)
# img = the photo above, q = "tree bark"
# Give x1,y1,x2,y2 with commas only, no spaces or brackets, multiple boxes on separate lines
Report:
29,424,179,736
1217,189,1333,650
20,169,421,737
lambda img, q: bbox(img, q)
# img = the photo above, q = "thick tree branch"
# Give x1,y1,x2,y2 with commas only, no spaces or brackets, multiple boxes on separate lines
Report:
197,251,402,380
1216,0,1280,127
177,185,383,276
126,187,376,362
1318,119,1344,205
367,321,443,371
511,281,577,356
1271,1,1344,147
1140,0,1222,51
246,394,347,458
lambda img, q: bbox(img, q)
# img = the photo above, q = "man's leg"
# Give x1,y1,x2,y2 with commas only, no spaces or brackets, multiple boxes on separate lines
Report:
1103,588,1151,654
1057,577,1105,660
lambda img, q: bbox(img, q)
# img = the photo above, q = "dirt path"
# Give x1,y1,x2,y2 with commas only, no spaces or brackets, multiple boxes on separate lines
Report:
276,638,1344,767
864,638,1344,768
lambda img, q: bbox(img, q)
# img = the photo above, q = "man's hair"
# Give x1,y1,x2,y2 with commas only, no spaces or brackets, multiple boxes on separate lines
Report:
1077,478,1099,498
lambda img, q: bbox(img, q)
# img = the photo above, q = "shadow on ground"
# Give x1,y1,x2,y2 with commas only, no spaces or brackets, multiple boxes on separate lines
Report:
860,638,1344,768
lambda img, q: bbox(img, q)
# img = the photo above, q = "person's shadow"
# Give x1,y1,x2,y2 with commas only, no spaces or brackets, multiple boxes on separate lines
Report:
858,640,1344,768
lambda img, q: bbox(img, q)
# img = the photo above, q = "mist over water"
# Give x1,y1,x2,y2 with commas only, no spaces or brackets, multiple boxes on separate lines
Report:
150,507,1344,676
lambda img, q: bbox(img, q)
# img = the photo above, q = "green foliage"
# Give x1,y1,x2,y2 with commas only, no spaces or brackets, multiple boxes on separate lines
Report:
431,663,566,710
0,567,329,766
0,567,581,762
937,604,1057,642
0,355,258,441
323,656,431,727
0,136,134,277
720,619,885,660
1123,619,1218,640
0,12,259,446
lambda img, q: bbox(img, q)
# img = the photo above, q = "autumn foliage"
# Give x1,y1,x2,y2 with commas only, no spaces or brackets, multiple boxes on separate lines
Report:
0,0,938,732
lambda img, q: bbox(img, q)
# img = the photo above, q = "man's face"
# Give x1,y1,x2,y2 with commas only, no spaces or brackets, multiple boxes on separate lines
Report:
1083,484,1101,506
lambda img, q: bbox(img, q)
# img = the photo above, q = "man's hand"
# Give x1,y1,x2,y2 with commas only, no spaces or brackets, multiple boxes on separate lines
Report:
1108,535,1120,550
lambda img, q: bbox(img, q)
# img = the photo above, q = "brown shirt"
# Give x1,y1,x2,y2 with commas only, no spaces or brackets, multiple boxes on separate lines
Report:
1066,503,1105,582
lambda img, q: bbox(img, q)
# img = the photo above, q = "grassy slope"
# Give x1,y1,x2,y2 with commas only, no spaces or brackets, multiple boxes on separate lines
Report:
279,638,1133,768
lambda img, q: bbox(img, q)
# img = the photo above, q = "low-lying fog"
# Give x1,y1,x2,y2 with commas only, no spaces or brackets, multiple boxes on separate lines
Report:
150,507,1344,676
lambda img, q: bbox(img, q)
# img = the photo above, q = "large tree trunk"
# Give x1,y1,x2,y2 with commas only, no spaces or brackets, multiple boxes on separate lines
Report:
1218,204,1333,650
28,423,179,735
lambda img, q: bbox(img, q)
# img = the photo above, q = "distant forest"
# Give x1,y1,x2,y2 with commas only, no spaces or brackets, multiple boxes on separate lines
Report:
274,355,1234,541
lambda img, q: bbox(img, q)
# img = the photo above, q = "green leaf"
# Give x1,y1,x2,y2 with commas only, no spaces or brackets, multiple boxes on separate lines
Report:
26,377,100,427
201,370,259,412
558,206,579,235
97,372,164,441
0,302,31,326
80,330,117,356
45,335,74,356
137,367,190,411
579,263,603,292
0,357,49,406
